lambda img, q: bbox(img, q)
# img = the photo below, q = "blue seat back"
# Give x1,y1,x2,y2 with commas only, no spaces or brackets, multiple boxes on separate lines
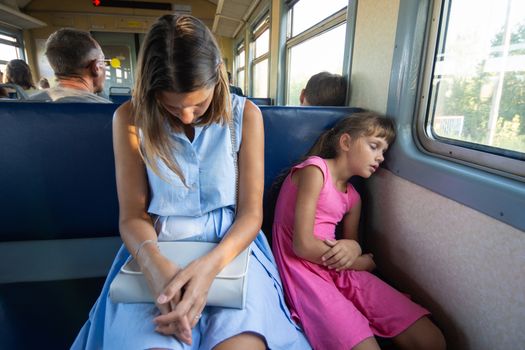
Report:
261,106,363,191
109,94,131,104
260,106,364,237
248,97,273,105
0,102,120,242
109,86,132,104
0,103,363,242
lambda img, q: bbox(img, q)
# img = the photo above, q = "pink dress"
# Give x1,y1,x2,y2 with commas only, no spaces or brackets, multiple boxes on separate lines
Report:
272,156,429,350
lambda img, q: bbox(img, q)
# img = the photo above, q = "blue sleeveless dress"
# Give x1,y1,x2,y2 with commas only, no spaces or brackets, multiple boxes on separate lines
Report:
71,94,311,350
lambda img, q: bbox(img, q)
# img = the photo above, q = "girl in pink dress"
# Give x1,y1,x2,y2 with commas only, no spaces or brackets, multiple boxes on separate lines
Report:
272,113,446,350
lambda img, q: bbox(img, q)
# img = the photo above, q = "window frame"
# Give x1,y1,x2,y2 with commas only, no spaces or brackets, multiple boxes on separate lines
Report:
250,13,270,97
284,5,347,105
0,27,25,69
416,0,524,180
234,40,245,91
386,0,525,232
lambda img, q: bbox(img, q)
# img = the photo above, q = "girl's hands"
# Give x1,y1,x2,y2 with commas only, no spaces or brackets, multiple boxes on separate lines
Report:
322,239,361,271
152,253,219,345
350,253,376,271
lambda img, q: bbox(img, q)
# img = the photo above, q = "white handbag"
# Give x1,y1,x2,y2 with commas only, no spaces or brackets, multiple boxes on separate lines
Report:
109,241,251,309
109,117,249,309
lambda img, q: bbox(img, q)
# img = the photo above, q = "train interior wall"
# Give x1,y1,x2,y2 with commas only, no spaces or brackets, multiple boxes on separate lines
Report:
352,1,525,349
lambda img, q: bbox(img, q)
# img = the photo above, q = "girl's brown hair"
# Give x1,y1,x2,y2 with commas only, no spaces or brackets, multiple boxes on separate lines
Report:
307,112,396,159
132,14,231,183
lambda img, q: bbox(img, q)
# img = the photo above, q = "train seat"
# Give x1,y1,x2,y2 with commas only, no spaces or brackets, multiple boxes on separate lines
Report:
0,102,362,348
108,86,132,104
247,97,273,105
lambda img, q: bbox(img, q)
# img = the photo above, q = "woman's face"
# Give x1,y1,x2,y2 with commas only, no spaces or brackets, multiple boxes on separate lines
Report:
157,87,214,125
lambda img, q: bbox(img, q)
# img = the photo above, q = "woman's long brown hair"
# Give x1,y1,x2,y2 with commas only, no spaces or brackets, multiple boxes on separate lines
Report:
132,14,231,184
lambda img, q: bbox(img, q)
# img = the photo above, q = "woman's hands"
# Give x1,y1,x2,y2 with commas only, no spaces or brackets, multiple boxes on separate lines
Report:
321,239,362,271
151,253,220,345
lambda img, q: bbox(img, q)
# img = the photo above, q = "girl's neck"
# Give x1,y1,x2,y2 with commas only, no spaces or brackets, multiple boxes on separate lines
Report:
325,157,352,192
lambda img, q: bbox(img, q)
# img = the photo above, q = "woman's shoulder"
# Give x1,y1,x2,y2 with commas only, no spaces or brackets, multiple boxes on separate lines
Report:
113,100,135,127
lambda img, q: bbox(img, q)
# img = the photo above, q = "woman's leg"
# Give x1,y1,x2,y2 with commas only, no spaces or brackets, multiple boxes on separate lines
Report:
392,317,446,350
213,332,266,350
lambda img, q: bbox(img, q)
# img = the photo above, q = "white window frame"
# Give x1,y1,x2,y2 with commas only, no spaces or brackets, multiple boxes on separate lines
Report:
234,40,245,91
416,0,525,180
284,5,347,105
0,28,24,69
250,14,270,97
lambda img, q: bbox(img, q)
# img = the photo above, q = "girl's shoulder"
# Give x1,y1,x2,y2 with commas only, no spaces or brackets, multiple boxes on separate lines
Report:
291,156,329,185
295,155,327,170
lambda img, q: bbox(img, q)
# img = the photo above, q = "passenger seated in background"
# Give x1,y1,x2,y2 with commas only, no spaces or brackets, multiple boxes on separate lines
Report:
300,71,346,106
227,71,244,96
5,59,39,96
0,87,8,99
0,70,6,98
38,77,50,89
30,28,110,103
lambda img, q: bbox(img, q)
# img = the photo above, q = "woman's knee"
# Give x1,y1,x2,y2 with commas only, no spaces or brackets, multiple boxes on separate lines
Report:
213,332,266,350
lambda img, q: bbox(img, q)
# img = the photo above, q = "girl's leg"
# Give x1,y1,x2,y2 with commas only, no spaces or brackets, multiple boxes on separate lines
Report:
213,332,266,350
352,337,381,350
392,316,446,350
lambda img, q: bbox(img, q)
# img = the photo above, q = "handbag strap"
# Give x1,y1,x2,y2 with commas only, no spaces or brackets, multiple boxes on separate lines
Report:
228,118,238,214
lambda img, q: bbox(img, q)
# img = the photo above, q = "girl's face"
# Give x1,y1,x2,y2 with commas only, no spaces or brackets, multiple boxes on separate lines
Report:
345,134,389,178
157,87,214,125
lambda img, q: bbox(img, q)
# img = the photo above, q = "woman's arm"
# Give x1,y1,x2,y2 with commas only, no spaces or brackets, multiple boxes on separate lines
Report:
113,102,182,311
211,99,265,266
153,99,266,341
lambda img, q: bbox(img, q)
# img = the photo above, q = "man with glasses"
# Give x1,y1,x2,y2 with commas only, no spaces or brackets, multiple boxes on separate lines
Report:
30,28,111,103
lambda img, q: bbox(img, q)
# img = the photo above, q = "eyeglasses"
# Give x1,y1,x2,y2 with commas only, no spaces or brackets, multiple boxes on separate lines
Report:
85,58,108,69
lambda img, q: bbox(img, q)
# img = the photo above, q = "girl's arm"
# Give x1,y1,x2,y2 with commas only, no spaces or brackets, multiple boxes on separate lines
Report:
292,165,336,264
318,201,362,271
153,99,265,341
336,200,376,271
112,102,182,316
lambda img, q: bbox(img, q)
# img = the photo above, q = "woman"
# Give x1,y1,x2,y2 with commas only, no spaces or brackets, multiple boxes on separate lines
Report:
72,14,310,350
5,59,38,95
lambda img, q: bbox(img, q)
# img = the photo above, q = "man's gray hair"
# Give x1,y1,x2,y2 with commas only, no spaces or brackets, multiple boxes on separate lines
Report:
45,28,101,77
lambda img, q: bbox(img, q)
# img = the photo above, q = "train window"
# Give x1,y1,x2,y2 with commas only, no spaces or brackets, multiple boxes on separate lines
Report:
251,15,270,98
418,0,525,178
234,41,245,92
285,1,347,105
0,31,24,73
288,0,347,37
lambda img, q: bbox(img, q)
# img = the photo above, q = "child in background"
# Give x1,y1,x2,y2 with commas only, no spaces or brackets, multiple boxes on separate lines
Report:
272,112,446,350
